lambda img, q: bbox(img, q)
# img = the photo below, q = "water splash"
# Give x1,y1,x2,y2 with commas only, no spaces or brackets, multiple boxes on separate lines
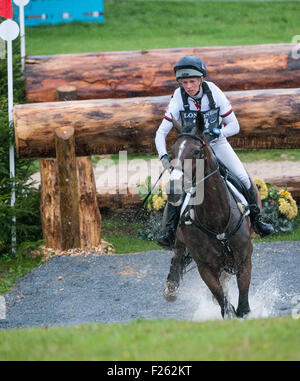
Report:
247,271,282,319
180,270,283,322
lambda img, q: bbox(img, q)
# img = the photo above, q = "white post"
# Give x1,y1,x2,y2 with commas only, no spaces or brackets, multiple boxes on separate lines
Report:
14,0,30,75
19,5,25,73
7,38,16,248
0,19,20,254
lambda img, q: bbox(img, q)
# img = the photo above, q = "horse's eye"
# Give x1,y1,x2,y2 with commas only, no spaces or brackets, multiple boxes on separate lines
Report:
192,149,201,157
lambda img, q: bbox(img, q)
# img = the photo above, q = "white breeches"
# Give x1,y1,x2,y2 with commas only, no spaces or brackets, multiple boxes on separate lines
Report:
211,137,251,190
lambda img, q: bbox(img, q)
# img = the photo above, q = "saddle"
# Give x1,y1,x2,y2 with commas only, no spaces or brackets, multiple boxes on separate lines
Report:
179,158,249,218
217,159,249,207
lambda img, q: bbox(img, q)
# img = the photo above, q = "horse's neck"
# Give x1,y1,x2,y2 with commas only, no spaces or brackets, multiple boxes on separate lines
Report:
196,151,230,229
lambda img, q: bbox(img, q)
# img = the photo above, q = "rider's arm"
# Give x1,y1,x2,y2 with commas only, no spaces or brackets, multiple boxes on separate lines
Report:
155,94,180,159
209,82,240,138
155,118,173,159
222,111,240,138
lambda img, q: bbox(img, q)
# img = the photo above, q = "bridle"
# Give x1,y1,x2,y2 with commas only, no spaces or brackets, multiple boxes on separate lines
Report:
171,132,219,192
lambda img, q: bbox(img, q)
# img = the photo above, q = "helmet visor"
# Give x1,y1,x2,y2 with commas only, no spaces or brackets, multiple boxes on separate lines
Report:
175,68,203,80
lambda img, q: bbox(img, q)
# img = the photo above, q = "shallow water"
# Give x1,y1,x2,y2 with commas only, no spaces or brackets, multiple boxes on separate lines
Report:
179,269,291,322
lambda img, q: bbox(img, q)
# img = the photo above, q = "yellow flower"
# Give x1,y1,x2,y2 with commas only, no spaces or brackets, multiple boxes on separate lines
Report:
278,197,298,220
152,196,166,211
140,180,146,186
281,190,291,198
162,191,167,200
278,198,289,214
253,177,268,200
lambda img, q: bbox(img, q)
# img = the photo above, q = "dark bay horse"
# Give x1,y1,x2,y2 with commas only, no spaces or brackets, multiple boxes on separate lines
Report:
163,113,258,319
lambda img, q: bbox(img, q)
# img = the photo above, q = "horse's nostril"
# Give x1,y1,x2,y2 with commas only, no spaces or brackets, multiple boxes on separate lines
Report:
167,181,183,196
168,194,183,207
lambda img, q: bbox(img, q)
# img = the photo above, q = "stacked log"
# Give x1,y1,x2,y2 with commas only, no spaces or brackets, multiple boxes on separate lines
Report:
97,192,142,211
14,88,300,159
95,178,300,210
21,43,300,216
54,126,81,249
40,154,101,250
264,176,300,202
25,44,300,102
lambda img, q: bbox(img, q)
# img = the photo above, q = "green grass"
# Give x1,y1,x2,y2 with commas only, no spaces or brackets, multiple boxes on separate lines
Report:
236,149,300,163
92,150,300,166
0,254,42,295
92,153,157,167
101,210,160,253
253,208,300,243
103,234,160,253
0,316,299,361
25,0,300,55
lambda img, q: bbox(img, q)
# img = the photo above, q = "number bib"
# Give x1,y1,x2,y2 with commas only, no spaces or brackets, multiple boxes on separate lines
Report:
180,108,220,133
179,110,198,132
202,107,220,134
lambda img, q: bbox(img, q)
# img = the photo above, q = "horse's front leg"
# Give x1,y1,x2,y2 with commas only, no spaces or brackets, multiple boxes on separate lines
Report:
236,253,252,318
164,240,186,302
198,263,236,319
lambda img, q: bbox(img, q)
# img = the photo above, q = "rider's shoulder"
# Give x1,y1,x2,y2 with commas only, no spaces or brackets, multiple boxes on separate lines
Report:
204,81,227,100
173,87,182,97
204,80,222,92
172,87,184,103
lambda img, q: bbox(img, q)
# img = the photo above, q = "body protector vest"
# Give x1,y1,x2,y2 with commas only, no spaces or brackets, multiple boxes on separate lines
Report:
179,82,222,138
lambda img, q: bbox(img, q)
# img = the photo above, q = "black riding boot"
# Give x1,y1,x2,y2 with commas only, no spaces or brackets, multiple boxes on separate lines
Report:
246,184,274,236
157,203,181,248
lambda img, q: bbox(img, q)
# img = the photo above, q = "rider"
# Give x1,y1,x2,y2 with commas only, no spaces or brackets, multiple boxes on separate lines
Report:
155,55,274,248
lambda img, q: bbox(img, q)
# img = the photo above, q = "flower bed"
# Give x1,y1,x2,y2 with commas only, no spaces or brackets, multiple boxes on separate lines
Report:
254,177,298,233
136,176,299,240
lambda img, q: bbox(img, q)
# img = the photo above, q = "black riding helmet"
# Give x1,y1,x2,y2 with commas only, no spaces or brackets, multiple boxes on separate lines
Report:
174,55,207,80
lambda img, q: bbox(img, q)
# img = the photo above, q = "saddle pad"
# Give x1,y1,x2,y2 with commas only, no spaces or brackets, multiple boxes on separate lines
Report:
180,192,192,217
180,180,248,218
226,180,248,206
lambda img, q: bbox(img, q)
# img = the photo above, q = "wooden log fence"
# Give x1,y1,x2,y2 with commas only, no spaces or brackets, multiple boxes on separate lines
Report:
96,177,300,211
14,87,300,159
25,43,300,102
39,88,101,250
54,126,81,249
18,44,300,245
40,155,101,250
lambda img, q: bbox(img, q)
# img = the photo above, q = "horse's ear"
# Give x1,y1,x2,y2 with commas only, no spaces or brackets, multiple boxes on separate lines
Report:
171,114,183,134
196,112,205,134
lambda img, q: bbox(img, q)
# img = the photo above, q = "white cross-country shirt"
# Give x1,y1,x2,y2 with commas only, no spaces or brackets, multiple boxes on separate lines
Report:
155,81,240,158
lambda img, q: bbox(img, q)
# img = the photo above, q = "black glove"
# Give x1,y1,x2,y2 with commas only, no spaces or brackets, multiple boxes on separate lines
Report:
160,154,172,170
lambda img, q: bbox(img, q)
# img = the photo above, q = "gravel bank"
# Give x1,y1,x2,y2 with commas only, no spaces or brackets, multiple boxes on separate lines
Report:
0,241,299,330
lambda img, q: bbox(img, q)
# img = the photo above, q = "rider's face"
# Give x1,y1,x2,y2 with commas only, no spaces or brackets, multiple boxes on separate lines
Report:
179,77,202,97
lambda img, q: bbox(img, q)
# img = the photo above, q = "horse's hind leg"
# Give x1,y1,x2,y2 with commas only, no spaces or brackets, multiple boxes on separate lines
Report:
236,254,252,318
198,264,236,319
164,240,186,302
